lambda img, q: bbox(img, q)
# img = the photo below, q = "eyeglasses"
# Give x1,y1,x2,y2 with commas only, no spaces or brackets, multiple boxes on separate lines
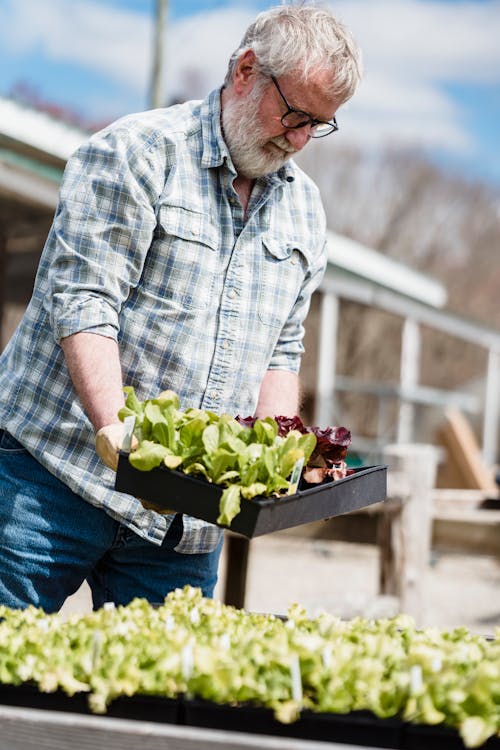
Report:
270,76,339,138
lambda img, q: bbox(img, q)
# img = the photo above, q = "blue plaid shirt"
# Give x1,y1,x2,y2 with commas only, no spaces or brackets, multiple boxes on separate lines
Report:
0,88,327,551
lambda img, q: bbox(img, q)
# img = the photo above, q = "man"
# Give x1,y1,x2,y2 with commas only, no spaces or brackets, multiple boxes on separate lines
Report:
0,5,361,612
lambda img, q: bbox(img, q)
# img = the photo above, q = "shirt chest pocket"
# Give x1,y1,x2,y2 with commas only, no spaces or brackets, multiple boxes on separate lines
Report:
257,237,309,329
154,205,219,311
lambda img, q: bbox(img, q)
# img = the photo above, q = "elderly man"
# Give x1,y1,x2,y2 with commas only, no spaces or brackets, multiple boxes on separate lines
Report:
0,4,361,611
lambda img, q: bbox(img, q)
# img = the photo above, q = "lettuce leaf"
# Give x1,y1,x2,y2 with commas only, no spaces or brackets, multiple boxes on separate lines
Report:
120,388,322,526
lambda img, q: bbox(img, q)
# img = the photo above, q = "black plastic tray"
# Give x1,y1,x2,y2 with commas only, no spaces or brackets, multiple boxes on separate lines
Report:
401,723,500,750
0,682,180,724
186,700,500,750
183,698,403,748
115,454,387,537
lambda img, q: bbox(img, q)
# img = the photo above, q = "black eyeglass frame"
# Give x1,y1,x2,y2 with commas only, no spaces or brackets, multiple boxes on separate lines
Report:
270,76,339,138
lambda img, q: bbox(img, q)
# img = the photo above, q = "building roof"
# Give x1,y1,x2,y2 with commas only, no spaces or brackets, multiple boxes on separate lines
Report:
0,97,88,210
0,96,88,163
326,230,447,309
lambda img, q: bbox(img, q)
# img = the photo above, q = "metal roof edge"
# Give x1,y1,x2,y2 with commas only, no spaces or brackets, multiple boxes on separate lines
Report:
326,229,447,309
0,96,89,162
320,270,500,350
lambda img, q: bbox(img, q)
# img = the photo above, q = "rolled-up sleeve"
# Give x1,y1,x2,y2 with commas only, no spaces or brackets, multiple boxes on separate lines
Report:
45,122,168,343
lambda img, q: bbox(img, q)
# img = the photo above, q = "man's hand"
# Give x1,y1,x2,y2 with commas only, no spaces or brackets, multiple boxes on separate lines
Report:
96,424,175,515
95,423,137,471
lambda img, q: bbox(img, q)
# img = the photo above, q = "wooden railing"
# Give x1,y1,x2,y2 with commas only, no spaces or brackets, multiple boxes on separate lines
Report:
223,443,500,626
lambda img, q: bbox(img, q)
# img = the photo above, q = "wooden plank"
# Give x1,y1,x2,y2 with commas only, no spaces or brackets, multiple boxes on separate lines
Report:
436,409,498,493
432,511,500,556
433,488,496,512
434,508,500,525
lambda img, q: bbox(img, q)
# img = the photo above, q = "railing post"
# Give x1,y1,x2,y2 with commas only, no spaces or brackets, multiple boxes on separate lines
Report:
381,443,439,625
397,318,421,444
482,347,500,468
313,290,339,426
223,533,250,609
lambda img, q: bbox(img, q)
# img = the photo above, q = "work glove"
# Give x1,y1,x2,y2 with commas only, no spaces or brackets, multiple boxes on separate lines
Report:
95,423,136,471
95,423,175,515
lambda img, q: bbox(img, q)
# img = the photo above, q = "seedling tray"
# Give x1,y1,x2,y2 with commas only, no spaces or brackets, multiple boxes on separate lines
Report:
0,682,180,724
183,700,500,749
115,453,387,537
401,723,500,750
183,699,403,747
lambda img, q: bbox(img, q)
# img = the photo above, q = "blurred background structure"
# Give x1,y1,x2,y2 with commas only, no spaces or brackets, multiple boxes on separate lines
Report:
1,0,499,629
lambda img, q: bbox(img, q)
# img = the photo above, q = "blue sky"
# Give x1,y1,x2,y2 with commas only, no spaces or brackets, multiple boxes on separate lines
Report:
1,0,499,187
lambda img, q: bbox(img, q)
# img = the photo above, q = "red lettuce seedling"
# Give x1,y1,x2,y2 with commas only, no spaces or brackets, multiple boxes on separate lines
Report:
235,415,353,484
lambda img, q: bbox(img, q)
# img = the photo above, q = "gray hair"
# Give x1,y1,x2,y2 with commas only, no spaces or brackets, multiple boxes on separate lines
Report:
224,4,362,105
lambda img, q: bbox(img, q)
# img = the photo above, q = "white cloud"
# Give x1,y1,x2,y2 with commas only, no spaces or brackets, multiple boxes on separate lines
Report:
0,0,254,100
333,0,500,84
2,0,152,91
342,71,473,152
329,0,500,155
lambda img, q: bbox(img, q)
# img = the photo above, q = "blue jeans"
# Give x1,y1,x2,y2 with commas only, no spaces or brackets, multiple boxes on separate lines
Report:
0,430,222,613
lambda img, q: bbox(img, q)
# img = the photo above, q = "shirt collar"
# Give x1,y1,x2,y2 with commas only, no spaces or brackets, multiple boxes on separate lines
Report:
200,88,227,170
200,87,296,186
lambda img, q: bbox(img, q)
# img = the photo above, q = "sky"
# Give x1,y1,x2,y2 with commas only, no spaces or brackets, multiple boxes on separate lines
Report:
0,0,499,188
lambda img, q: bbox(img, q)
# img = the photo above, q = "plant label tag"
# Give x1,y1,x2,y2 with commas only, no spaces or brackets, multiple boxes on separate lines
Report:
289,457,304,494
122,415,136,453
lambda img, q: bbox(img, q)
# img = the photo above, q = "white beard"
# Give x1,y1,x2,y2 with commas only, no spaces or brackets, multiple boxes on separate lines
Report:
222,89,297,179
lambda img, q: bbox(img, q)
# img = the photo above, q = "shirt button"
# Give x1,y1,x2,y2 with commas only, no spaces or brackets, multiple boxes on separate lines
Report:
228,289,236,299
222,340,229,349
210,390,219,400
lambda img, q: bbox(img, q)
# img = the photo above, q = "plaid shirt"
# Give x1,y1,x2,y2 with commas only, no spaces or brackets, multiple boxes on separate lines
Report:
0,88,327,551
